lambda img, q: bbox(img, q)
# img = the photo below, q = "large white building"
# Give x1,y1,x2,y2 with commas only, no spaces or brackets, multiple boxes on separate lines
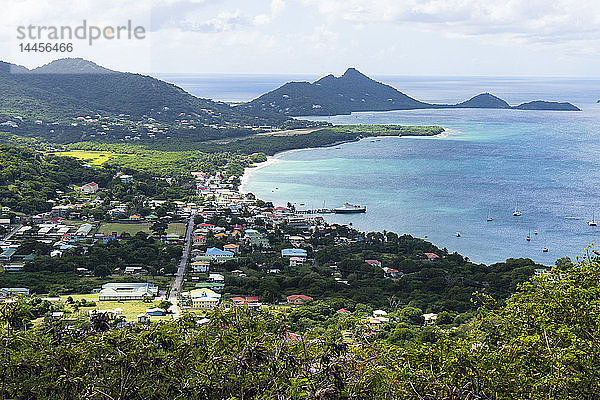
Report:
98,283,158,301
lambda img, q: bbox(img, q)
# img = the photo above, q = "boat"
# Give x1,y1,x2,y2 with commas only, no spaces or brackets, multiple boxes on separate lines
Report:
543,247,549,252
526,228,531,241
534,229,538,235
456,232,461,237
486,210,493,222
513,202,521,216
588,211,597,226
333,203,366,214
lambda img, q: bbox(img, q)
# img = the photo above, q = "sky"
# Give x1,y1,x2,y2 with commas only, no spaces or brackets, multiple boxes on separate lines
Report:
2,0,600,77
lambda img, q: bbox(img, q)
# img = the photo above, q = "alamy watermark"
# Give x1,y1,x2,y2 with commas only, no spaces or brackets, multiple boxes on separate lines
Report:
16,20,146,53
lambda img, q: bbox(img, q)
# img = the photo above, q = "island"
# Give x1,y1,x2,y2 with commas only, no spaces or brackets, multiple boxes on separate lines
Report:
238,68,581,116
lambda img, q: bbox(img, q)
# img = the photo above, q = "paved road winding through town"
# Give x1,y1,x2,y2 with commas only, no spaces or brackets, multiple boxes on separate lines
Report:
168,213,195,319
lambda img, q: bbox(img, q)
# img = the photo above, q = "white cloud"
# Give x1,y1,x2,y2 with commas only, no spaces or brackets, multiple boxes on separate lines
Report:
254,0,286,25
300,0,600,44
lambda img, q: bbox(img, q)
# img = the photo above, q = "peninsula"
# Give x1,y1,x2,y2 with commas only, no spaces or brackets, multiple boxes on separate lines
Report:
238,68,581,116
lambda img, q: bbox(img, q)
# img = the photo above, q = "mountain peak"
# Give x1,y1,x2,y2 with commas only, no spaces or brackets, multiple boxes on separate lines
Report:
31,58,115,74
341,67,369,80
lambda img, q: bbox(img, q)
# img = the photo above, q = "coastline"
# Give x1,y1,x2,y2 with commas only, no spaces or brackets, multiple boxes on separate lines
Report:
239,128,452,193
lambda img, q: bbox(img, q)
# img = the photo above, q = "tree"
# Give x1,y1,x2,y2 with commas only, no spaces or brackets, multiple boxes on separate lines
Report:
159,300,172,312
150,220,168,239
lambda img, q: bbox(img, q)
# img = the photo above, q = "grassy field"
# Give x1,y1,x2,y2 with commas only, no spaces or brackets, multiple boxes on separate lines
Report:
48,150,132,166
64,293,173,322
99,222,187,236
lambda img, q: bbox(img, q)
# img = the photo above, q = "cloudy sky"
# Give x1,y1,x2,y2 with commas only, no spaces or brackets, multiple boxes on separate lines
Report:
3,0,600,76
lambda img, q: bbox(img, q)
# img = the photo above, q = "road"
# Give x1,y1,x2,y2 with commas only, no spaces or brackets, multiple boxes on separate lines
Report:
2,224,23,242
168,213,195,319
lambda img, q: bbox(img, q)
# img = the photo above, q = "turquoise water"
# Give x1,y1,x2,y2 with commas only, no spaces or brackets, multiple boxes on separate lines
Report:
238,81,600,264
162,74,600,264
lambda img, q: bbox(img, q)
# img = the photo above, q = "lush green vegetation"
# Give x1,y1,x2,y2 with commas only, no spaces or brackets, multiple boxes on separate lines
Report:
61,142,267,177
0,232,181,294
220,225,543,313
1,256,598,399
0,145,113,213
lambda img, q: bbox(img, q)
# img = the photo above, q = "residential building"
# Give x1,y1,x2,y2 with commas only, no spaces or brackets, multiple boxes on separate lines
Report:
281,248,308,258
286,294,313,305
205,247,234,263
80,182,99,194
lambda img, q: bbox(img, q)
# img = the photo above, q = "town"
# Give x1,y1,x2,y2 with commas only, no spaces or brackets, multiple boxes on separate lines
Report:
2,160,459,331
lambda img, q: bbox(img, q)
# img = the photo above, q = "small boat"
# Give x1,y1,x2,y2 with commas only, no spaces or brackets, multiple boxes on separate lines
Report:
456,232,461,237
588,211,597,226
526,228,531,242
513,202,521,217
543,247,549,252
333,203,366,214
534,230,538,235
486,210,493,222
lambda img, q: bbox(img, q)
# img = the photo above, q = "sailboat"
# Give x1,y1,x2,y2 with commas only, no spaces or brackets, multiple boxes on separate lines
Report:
526,228,531,242
513,202,521,217
542,247,549,252
486,210,493,222
588,211,597,226
534,229,538,235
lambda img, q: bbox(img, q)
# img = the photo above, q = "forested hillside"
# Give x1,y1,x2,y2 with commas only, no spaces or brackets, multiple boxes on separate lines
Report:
1,256,598,399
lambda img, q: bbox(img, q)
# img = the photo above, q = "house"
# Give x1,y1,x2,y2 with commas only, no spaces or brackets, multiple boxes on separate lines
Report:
189,288,221,309
245,229,270,247
336,308,352,314
194,282,224,291
124,266,145,274
0,287,30,297
119,174,133,183
367,318,382,330
384,268,402,279
192,235,207,246
3,264,24,272
281,248,308,258
208,273,225,283
423,313,438,326
145,307,164,316
424,253,440,261
365,259,382,267
0,219,11,227
191,260,210,273
75,223,93,236
137,314,150,324
289,256,304,267
205,247,234,263
165,233,181,242
0,248,17,262
286,294,313,305
223,244,240,254
98,282,158,301
129,214,142,221
80,182,99,194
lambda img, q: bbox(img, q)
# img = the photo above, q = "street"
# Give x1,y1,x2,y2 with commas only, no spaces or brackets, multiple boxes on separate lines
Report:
168,212,195,319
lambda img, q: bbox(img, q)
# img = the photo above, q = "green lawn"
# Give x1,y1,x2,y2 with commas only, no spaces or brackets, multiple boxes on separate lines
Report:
63,293,173,322
99,222,186,236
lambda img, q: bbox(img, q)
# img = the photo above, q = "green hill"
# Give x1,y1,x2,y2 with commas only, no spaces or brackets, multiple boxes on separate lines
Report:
238,68,581,116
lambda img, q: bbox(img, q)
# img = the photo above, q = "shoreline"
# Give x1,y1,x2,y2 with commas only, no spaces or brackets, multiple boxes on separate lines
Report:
238,128,454,193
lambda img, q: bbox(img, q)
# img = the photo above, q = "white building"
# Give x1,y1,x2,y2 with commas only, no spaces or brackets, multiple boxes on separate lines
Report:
98,283,158,301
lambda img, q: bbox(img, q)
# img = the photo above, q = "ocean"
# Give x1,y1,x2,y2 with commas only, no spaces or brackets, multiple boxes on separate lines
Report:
161,73,600,265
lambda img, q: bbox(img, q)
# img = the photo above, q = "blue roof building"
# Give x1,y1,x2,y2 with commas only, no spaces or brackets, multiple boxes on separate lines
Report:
281,248,308,257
